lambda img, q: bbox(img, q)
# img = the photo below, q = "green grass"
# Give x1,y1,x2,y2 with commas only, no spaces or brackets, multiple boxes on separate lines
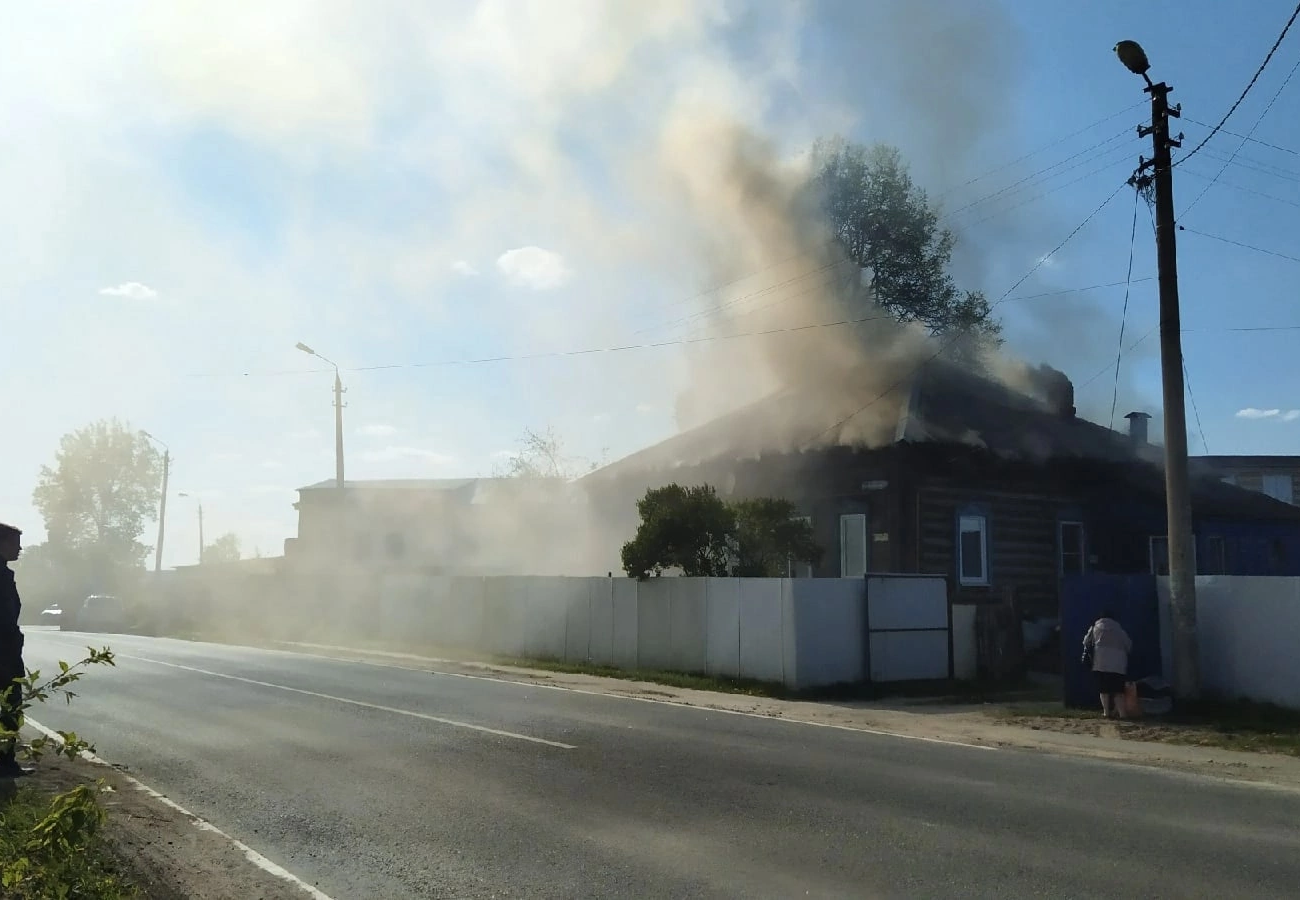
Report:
991,697,1300,757
494,656,1043,704
0,785,139,899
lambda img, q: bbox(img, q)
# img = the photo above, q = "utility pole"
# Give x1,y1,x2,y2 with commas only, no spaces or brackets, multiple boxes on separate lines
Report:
155,449,170,573
334,369,346,489
1116,40,1200,699
143,432,170,573
296,343,346,489
197,502,205,566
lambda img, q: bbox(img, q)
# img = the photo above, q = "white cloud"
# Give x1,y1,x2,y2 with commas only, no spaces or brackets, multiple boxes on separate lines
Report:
635,402,655,414
450,259,479,277
260,459,284,469
1236,408,1300,421
98,281,158,300
358,423,398,437
495,246,570,290
360,445,456,465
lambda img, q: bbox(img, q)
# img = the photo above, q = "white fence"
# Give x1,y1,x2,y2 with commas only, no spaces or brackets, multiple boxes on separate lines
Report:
1157,576,1300,708
379,574,965,690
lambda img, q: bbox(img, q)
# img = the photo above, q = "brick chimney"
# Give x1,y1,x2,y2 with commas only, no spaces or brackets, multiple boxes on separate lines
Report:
1125,411,1151,448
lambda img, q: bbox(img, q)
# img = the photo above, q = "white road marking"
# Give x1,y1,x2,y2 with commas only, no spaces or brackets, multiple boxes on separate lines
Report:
112,653,578,750
33,630,988,751
26,719,337,900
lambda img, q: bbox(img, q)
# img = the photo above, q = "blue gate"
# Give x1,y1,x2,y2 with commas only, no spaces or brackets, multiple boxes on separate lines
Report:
1060,574,1163,708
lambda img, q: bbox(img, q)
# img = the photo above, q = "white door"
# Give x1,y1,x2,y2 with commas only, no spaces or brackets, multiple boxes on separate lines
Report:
840,513,868,578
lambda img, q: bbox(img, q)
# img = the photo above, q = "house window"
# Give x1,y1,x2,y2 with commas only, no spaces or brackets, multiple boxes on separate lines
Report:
1199,536,1226,575
1262,474,1295,505
1149,536,1169,576
957,514,989,586
1151,535,1197,576
839,513,868,578
1059,521,1086,576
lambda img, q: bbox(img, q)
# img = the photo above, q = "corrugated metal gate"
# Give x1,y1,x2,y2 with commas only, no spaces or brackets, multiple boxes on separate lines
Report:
864,574,951,682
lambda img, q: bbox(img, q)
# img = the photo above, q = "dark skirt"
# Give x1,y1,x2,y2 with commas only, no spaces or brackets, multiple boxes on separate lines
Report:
1094,670,1126,695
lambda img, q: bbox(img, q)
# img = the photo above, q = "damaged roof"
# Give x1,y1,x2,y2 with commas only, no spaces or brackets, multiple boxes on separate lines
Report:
589,358,1138,477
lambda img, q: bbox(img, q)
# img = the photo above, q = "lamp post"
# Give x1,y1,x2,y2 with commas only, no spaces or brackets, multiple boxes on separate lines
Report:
142,431,170,573
1114,39,1199,699
178,493,204,565
296,342,346,489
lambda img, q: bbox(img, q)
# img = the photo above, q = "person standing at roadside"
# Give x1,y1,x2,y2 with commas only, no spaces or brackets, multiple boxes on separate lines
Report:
0,522,31,777
1083,608,1133,719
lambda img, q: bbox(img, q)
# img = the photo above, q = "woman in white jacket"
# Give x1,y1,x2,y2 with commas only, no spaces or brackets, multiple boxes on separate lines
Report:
1083,609,1133,719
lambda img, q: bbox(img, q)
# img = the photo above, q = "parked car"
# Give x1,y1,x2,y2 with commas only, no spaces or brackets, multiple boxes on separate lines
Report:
38,605,63,626
62,594,126,633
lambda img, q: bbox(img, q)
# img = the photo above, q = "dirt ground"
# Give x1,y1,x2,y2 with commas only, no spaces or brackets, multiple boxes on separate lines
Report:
21,755,326,900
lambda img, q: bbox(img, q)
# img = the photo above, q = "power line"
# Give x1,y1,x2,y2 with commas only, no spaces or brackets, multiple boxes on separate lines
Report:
1182,52,1300,217
1180,166,1300,209
803,181,1132,448
1110,191,1141,431
1179,224,1300,264
1201,147,1300,182
1183,117,1299,156
941,128,1135,219
1078,326,1157,390
1182,358,1210,454
938,101,1146,198
960,150,1137,229
1174,1,1300,167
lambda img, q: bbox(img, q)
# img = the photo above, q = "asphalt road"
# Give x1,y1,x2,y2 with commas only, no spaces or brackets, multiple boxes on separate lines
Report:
20,629,1300,899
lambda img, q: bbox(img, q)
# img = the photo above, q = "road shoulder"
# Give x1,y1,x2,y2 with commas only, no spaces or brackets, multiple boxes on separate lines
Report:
26,746,330,900
267,639,1300,791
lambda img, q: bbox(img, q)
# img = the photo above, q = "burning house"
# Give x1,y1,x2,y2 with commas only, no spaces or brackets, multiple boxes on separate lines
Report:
583,358,1300,618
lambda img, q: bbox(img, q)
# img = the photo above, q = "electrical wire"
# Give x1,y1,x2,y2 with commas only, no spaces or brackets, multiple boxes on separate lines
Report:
960,151,1138,229
1181,52,1300,217
1078,327,1157,390
1183,117,1300,156
1200,147,1300,183
1182,357,1211,454
801,181,1132,448
1174,1,1300,168
1180,166,1300,210
1179,225,1300,264
937,101,1146,198
1109,190,1141,432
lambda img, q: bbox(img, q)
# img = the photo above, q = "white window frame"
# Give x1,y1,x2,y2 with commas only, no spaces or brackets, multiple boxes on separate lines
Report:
1058,521,1086,576
957,514,989,586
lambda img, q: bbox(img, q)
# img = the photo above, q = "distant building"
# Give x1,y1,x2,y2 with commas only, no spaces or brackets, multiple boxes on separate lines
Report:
285,477,595,576
1193,456,1300,506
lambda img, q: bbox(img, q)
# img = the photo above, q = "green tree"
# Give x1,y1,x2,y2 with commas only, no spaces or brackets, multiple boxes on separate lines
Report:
809,139,1001,361
732,498,822,577
31,419,162,588
621,484,737,578
203,533,241,565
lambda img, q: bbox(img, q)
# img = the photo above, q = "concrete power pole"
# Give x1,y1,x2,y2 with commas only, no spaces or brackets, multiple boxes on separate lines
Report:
334,370,346,489
154,449,170,574
1117,40,1200,699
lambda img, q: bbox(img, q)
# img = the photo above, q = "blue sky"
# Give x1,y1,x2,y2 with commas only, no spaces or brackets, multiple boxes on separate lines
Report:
1,1,1298,566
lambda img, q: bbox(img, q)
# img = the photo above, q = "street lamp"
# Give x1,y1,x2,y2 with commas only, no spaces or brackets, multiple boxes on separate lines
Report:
141,431,170,574
296,342,346,489
1114,39,1199,700
177,493,204,566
